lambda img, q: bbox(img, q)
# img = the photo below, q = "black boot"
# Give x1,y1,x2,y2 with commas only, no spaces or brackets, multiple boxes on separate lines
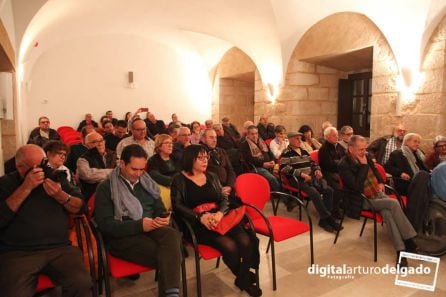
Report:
235,276,262,297
404,238,418,254
319,218,334,233
396,251,408,268
326,216,344,231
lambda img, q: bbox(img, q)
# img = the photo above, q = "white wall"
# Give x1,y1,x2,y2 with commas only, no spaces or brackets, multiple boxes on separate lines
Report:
22,33,212,136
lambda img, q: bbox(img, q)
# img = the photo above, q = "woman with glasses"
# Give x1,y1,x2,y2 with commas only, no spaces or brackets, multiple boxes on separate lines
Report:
43,140,74,184
148,134,180,186
171,145,262,297
190,121,202,145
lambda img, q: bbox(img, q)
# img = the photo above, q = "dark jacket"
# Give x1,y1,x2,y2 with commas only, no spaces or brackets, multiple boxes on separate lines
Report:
366,135,391,164
27,128,60,146
223,124,240,140
239,139,274,168
384,149,429,195
65,143,88,172
147,154,181,187
257,123,275,140
145,119,167,137
204,145,236,189
77,120,98,131
338,154,383,219
171,172,229,224
78,147,115,200
280,146,320,182
319,141,345,175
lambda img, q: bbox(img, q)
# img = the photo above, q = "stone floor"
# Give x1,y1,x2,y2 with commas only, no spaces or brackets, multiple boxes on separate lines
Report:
43,201,446,297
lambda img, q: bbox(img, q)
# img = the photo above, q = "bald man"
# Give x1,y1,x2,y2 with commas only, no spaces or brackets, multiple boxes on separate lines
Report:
0,144,91,297
77,132,115,200
367,124,406,164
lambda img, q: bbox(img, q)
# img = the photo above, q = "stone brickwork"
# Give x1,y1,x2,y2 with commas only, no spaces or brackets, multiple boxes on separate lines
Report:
219,78,254,130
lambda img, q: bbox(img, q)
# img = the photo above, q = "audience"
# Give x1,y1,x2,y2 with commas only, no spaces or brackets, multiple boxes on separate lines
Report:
280,132,339,232
298,125,321,152
95,144,182,297
172,127,192,162
339,135,418,267
104,120,128,152
257,115,275,140
65,125,94,172
202,129,236,199
145,112,167,138
171,145,261,297
168,113,187,127
214,123,237,150
204,119,214,129
384,133,429,195
317,121,333,144
102,120,114,136
425,135,446,170
269,125,289,160
367,124,406,164
27,116,61,146
168,124,181,142
222,117,240,140
318,127,344,217
147,134,180,187
0,144,91,296
190,121,202,145
431,161,446,201
105,110,118,126
116,119,155,161
338,125,354,152
77,113,98,131
239,125,280,191
77,132,115,200
43,140,74,184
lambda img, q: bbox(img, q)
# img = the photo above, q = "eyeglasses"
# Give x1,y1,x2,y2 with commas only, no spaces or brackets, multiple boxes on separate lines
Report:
436,144,446,149
196,155,210,161
179,134,191,137
57,151,67,158
162,141,173,145
90,139,104,144
40,121,50,124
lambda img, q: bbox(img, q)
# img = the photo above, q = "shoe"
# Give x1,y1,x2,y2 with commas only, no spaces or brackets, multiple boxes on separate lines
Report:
396,251,408,268
247,271,257,285
124,273,140,281
286,199,298,212
404,238,419,254
326,217,344,232
235,277,262,297
332,211,342,220
319,219,335,233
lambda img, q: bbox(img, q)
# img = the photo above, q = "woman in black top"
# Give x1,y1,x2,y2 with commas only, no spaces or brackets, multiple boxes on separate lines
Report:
171,145,261,296
147,134,180,186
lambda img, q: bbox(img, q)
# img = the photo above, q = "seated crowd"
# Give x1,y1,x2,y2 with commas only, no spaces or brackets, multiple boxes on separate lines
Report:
2,108,446,296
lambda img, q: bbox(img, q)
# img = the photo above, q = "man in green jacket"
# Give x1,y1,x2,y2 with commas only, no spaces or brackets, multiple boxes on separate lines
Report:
95,144,182,297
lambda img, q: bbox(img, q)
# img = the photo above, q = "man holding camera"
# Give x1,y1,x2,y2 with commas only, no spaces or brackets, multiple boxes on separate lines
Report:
0,144,91,297
280,132,340,232
95,144,182,297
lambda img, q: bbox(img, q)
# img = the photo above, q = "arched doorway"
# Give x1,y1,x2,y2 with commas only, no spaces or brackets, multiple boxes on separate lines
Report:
213,47,260,130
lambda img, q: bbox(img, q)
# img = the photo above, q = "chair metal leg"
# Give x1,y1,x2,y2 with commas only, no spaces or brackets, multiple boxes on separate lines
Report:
298,205,302,220
359,217,368,237
266,238,271,254
270,238,277,291
216,257,220,268
373,218,378,262
194,250,202,297
181,256,188,297
154,269,159,281
333,214,345,244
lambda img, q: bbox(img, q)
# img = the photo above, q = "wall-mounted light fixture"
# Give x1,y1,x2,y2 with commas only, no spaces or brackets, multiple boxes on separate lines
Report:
266,82,279,103
396,66,424,115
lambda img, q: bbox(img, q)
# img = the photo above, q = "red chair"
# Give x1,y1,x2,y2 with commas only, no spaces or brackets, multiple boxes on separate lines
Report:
178,217,222,297
36,275,55,293
57,126,76,135
89,197,187,297
374,163,407,208
236,173,314,290
279,173,310,220
310,150,319,164
264,138,273,146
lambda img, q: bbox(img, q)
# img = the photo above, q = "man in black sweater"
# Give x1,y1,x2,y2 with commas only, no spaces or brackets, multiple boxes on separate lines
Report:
0,144,91,297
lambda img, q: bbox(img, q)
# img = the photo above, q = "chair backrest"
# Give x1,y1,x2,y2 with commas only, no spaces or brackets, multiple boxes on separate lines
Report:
265,138,273,146
235,173,270,220
87,193,96,219
310,150,319,164
374,162,387,183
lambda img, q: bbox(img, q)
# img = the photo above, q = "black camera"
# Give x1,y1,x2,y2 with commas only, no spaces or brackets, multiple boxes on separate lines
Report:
39,158,68,183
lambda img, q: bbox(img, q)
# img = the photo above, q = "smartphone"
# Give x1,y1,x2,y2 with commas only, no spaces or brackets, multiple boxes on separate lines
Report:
158,212,171,218
140,107,149,112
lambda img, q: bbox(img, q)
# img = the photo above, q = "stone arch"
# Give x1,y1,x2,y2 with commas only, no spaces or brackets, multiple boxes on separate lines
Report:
213,47,263,130
278,12,399,139
417,14,446,149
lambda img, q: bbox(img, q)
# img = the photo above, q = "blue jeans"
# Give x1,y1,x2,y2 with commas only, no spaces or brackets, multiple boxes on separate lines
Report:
255,167,281,191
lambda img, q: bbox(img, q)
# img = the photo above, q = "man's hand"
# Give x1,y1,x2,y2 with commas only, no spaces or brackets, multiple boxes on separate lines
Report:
43,179,64,202
263,161,275,169
153,215,170,228
377,183,385,192
143,217,156,232
314,170,323,179
400,172,411,180
301,173,312,183
22,167,45,192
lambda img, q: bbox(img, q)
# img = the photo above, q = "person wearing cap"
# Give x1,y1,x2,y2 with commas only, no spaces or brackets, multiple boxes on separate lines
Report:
280,132,341,232
222,117,241,140
425,135,446,170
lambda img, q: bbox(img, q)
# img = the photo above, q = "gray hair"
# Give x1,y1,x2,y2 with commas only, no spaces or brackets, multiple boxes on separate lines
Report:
340,125,353,134
213,123,223,130
348,135,366,147
403,133,421,145
323,126,338,138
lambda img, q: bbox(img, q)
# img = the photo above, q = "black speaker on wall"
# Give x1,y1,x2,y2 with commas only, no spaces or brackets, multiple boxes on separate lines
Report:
128,71,134,83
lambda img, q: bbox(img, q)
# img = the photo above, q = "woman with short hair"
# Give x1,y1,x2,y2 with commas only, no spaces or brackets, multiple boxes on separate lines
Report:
298,125,321,152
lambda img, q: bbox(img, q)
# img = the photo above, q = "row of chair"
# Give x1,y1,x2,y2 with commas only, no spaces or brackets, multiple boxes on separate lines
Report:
57,126,82,146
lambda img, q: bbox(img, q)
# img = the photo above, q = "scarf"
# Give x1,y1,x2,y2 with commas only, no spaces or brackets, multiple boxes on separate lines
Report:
401,145,425,176
110,167,161,221
246,137,269,160
363,167,380,199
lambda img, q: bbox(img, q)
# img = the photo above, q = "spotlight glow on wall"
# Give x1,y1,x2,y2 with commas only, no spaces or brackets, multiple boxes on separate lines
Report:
396,66,424,115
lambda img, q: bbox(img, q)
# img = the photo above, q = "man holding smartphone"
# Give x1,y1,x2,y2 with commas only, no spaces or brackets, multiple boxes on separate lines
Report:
95,144,182,297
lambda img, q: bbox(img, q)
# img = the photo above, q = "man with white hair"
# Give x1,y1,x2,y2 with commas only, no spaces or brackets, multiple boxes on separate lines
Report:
318,127,345,217
172,126,191,161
